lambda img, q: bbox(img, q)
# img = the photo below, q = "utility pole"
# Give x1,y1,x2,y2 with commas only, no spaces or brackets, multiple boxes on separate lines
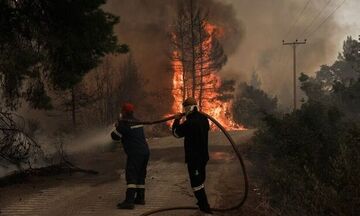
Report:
283,39,307,111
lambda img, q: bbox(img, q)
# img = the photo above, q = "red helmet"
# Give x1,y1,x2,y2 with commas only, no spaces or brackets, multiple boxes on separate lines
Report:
122,103,135,114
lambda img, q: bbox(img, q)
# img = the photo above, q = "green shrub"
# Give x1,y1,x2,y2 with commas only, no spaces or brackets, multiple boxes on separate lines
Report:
250,101,360,215
232,83,278,128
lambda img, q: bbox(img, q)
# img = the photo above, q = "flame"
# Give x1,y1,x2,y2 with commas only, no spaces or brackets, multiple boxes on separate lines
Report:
170,23,245,131
171,50,184,114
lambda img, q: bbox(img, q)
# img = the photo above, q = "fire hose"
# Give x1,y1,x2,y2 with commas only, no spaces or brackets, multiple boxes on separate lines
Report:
124,111,249,216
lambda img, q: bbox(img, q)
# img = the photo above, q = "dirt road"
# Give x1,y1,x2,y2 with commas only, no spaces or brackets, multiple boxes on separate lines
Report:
0,130,255,216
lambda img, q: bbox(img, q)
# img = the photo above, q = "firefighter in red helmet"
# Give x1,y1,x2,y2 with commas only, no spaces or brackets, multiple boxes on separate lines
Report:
172,97,213,214
111,103,150,209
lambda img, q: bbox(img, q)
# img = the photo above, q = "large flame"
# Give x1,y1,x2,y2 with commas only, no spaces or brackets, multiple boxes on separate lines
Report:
170,23,245,131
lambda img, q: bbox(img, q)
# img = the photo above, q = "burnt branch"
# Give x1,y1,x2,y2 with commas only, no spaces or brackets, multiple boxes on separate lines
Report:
0,112,44,167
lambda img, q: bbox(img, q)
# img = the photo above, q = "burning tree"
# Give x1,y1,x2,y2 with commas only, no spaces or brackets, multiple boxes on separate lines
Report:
170,0,242,130
171,0,227,107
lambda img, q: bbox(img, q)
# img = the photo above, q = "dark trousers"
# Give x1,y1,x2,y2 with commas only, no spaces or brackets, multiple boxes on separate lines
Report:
187,162,210,209
187,162,206,188
126,154,149,188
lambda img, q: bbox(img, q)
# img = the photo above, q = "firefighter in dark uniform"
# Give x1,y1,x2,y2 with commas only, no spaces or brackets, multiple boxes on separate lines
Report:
172,97,213,214
111,103,150,209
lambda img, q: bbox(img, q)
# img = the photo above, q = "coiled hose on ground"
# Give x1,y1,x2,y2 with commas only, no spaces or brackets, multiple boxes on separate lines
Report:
127,111,249,216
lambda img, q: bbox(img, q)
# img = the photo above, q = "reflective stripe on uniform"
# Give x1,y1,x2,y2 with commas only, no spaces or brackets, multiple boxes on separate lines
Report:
127,184,137,188
136,184,145,189
192,184,204,192
130,125,143,129
173,129,181,138
112,128,122,137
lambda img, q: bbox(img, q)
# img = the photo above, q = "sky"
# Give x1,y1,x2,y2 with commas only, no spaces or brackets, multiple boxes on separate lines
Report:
217,0,360,108
334,0,360,43
221,0,359,61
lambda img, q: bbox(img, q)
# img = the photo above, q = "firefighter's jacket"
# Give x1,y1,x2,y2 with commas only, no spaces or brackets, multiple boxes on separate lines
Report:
172,111,210,164
111,117,149,155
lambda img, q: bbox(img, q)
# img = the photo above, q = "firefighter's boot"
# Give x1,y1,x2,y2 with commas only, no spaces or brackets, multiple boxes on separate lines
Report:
194,188,213,214
134,188,145,205
117,188,136,209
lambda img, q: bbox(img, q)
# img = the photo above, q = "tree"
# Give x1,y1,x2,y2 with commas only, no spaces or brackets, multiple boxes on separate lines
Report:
250,69,261,89
91,57,117,126
232,82,277,128
217,79,236,102
170,0,227,109
342,36,360,73
25,78,53,110
82,54,149,127
56,82,95,127
251,101,360,215
300,36,360,121
248,35,360,215
0,0,128,110
116,54,145,105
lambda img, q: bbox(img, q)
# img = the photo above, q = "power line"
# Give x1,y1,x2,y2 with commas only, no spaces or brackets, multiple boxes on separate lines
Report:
292,1,315,37
306,0,347,39
299,0,333,39
279,0,313,71
284,0,313,40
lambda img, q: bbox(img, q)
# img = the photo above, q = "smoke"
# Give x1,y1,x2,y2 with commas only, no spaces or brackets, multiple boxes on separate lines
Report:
103,0,175,95
218,0,351,108
2,0,352,172
0,126,115,177
102,0,244,110
103,0,354,109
